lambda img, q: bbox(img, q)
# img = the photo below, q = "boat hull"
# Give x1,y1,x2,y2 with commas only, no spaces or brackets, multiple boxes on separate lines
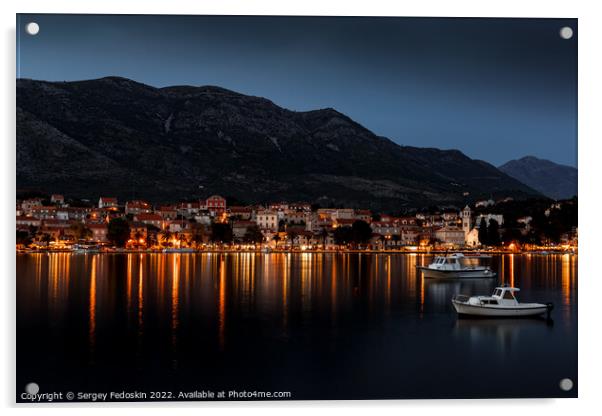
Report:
417,267,496,279
452,300,549,317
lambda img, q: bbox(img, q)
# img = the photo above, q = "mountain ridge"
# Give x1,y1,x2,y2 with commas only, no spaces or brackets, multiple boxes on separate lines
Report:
17,76,541,211
498,156,577,200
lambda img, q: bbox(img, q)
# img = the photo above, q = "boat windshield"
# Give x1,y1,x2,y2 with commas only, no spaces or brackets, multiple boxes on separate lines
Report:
503,291,516,300
493,289,502,297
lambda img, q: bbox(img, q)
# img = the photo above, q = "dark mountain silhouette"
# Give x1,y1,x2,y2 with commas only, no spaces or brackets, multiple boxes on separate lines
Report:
17,77,539,210
499,156,577,200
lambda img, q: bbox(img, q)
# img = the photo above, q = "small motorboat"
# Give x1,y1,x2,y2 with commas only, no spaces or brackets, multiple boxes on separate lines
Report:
162,247,195,253
72,244,101,254
452,286,553,318
416,253,495,279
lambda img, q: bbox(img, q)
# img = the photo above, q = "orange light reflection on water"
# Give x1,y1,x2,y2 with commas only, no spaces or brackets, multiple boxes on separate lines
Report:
88,255,97,358
218,256,226,350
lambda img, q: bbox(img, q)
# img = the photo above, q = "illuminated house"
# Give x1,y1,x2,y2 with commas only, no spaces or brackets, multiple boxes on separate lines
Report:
229,206,252,221
98,197,118,209
20,198,43,214
434,226,465,246
156,206,178,220
29,205,57,220
50,194,65,205
134,213,164,229
255,210,278,232
354,209,372,223
125,200,152,216
87,223,108,243
16,215,41,228
205,195,226,215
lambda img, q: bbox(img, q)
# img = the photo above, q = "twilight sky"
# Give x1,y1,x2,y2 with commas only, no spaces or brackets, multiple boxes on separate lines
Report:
17,14,577,167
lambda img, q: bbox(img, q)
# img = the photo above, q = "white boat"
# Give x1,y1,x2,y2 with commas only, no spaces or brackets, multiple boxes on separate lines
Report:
162,247,195,253
72,244,101,254
452,286,553,318
416,253,495,279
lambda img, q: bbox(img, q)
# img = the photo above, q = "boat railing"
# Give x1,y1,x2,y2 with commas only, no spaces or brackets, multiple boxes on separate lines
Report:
452,294,470,303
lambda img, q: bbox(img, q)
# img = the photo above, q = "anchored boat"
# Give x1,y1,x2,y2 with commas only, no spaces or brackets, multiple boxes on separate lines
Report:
162,247,195,253
452,286,553,318
416,253,495,279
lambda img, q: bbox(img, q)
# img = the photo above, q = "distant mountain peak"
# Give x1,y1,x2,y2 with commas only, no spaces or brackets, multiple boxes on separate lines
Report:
499,156,577,200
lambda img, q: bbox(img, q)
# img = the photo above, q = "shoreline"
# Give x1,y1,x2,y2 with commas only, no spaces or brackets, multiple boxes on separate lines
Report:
16,249,577,255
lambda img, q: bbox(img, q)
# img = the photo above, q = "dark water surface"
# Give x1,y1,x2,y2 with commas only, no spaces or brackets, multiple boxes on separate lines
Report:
17,252,577,401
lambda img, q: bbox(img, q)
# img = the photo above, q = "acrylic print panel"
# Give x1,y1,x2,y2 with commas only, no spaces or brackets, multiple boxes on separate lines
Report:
16,14,578,402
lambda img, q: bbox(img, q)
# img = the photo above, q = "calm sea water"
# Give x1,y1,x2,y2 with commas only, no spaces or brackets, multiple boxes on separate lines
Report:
16,252,577,401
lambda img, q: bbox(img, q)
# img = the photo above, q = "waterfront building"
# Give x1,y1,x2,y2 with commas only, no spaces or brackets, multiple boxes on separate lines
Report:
134,213,164,230
168,219,190,233
125,200,152,216
371,221,400,237
156,206,178,220
29,205,57,220
284,210,306,225
229,206,253,221
87,223,108,243
434,226,466,246
179,201,204,217
255,210,278,232
16,215,41,228
205,195,226,215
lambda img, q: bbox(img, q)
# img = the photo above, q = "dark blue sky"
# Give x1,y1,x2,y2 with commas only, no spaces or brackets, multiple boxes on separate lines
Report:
17,14,577,167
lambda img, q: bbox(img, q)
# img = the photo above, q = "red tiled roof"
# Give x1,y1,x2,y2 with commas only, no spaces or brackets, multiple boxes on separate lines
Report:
136,213,163,221
16,215,39,221
229,206,252,212
87,224,107,230
127,200,150,208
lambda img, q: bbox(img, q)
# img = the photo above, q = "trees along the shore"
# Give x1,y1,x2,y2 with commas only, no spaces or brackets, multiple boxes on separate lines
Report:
487,219,500,245
286,228,299,246
190,224,207,247
352,220,373,248
478,218,488,245
70,222,91,241
243,225,263,243
333,226,353,246
107,217,130,247
161,230,173,247
211,222,233,244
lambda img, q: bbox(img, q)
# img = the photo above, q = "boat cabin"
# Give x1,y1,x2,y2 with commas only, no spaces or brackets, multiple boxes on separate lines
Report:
481,286,520,306
430,253,465,270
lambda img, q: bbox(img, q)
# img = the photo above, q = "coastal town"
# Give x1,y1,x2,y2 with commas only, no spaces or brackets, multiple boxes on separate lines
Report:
15,193,578,253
